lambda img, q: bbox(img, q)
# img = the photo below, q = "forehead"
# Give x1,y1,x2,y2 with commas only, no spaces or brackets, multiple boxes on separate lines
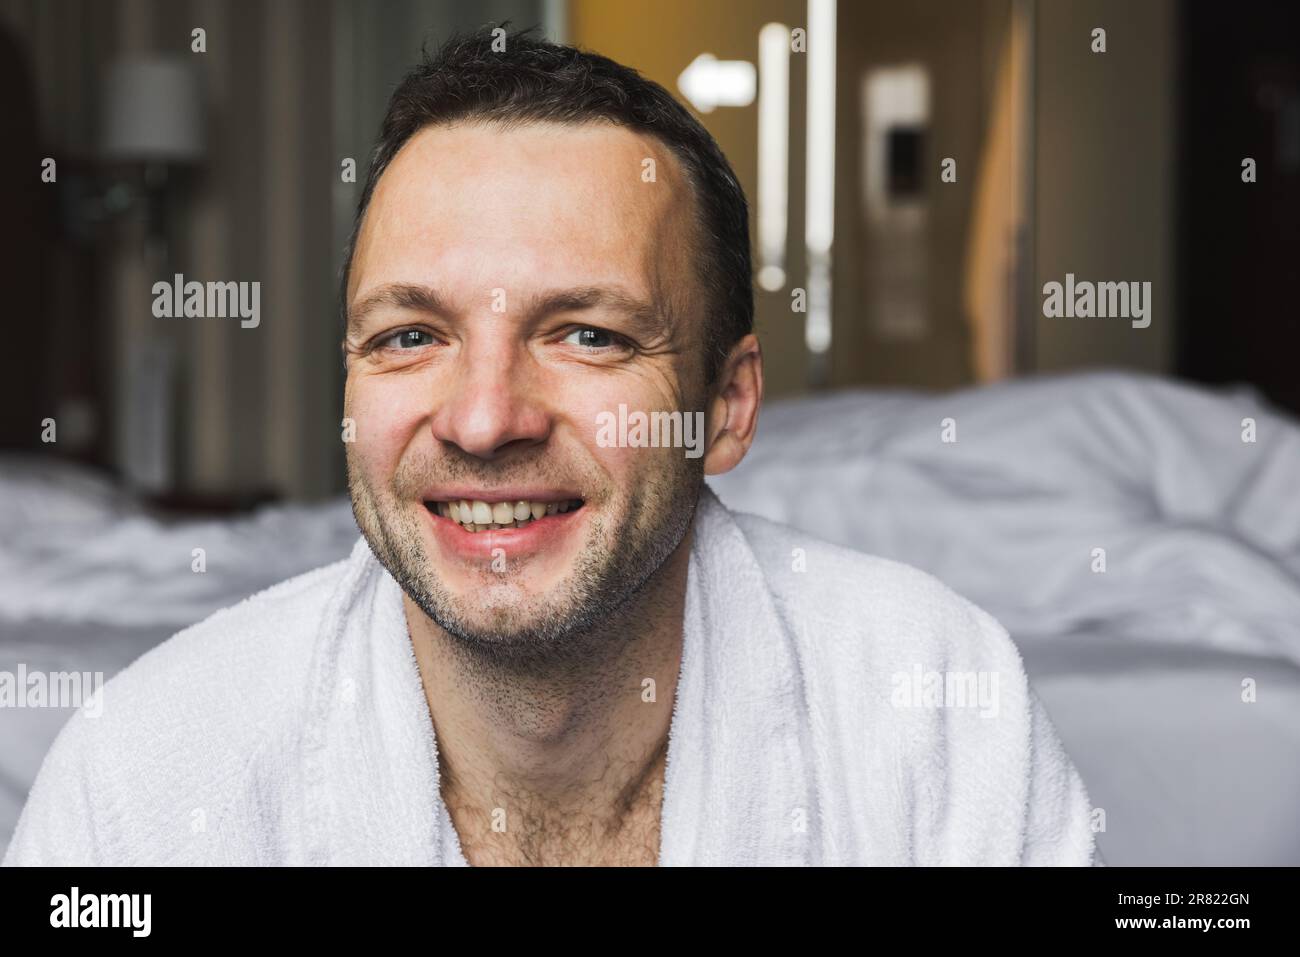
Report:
349,120,696,306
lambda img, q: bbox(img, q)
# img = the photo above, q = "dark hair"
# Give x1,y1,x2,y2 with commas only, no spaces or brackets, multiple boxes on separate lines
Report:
340,22,753,385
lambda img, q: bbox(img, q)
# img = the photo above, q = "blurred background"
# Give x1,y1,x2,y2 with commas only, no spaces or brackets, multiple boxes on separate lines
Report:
3,0,1297,500
2,0,1299,866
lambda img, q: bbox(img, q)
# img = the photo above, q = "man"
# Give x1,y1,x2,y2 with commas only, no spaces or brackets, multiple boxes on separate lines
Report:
5,25,1099,866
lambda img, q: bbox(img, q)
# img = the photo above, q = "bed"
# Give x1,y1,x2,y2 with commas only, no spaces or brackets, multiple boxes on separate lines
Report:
3,369,1298,864
706,369,1300,865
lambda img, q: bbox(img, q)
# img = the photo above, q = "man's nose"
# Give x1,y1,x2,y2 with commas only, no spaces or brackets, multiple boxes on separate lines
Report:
428,338,550,460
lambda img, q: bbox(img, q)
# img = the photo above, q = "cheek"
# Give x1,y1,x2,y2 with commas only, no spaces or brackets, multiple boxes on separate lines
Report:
559,375,683,490
567,388,620,469
345,374,428,478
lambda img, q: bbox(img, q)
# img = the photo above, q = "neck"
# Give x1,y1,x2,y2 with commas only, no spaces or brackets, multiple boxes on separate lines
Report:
406,526,693,863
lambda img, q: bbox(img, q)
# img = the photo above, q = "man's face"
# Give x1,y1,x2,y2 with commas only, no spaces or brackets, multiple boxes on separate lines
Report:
344,121,706,661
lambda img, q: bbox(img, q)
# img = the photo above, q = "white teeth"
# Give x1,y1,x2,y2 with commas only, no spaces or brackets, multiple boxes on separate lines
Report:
437,498,581,530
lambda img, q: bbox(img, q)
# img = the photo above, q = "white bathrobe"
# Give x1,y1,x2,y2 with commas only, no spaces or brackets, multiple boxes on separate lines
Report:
4,486,1099,866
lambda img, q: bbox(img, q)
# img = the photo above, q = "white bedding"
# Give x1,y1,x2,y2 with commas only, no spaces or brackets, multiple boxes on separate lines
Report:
3,369,1298,864
0,456,358,627
706,370,1300,865
708,370,1300,665
1018,632,1300,865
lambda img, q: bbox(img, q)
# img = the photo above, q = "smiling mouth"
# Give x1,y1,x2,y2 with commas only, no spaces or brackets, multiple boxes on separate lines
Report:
425,498,585,532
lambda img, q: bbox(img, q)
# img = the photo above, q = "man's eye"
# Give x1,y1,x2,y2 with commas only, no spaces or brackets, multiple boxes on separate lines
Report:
384,329,435,349
564,327,619,349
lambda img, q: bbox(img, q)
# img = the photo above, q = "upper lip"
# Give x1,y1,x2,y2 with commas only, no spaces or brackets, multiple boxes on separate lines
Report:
420,487,583,503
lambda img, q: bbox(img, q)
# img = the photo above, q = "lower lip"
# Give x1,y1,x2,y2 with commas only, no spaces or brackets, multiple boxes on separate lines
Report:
423,504,586,560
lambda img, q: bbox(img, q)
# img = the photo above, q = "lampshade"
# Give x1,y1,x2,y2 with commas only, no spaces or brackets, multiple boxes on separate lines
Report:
100,56,205,162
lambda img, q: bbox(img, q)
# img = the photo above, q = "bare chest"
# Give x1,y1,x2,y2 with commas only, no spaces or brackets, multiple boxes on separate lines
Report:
447,770,666,867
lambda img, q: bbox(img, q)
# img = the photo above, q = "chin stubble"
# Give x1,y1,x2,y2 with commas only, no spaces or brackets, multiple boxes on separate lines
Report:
348,450,702,673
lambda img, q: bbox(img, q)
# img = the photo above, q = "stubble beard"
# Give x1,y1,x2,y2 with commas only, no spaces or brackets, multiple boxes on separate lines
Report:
348,446,702,675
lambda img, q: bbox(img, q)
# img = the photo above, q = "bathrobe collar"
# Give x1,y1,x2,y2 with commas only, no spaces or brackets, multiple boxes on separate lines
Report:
300,486,815,865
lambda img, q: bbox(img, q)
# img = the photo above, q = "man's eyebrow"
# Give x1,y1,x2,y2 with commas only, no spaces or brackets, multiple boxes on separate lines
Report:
524,286,669,339
347,283,454,336
347,282,670,339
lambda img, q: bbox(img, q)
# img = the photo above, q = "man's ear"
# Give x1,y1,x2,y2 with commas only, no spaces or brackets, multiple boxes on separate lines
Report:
703,333,763,477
